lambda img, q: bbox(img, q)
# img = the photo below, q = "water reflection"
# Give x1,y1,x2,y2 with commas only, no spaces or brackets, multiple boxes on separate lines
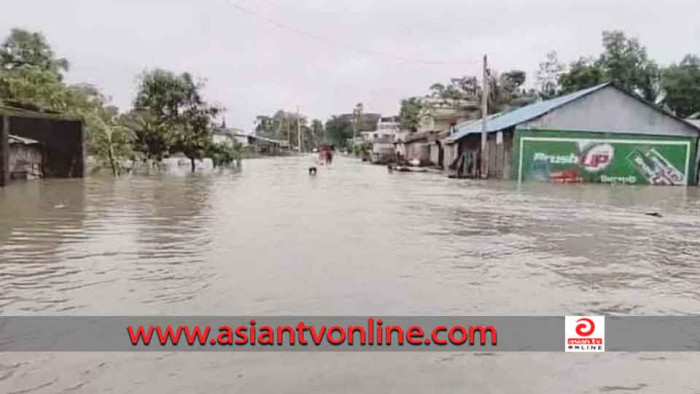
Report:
0,180,86,313
131,176,215,305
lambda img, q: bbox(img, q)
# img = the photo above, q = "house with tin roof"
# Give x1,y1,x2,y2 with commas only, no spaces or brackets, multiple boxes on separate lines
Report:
444,83,700,185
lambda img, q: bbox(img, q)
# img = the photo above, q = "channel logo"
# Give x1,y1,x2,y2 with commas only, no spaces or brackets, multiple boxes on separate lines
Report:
565,316,605,352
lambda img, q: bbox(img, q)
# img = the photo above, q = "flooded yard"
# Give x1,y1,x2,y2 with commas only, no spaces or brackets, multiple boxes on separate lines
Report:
1,155,700,393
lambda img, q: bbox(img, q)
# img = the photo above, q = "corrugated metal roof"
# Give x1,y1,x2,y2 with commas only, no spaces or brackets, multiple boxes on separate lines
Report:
446,83,611,142
0,104,81,121
8,134,41,145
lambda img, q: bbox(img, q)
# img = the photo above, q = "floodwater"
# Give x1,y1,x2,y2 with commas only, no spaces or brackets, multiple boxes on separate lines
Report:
1,155,700,393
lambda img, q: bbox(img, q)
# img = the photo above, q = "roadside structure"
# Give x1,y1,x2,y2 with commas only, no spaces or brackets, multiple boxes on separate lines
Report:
214,128,289,155
444,83,700,185
396,130,442,166
0,104,84,186
212,127,246,147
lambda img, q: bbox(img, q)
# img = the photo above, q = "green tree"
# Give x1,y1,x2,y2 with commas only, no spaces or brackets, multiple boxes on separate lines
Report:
0,28,68,76
207,140,242,167
557,31,660,101
134,69,222,171
399,97,426,132
599,30,659,101
63,84,134,175
255,110,313,150
559,57,605,94
123,109,171,162
88,108,134,176
661,55,700,118
0,28,136,176
325,116,353,147
0,65,66,109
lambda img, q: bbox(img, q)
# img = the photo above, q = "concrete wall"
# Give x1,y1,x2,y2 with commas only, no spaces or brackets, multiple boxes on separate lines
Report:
524,86,699,137
405,142,430,164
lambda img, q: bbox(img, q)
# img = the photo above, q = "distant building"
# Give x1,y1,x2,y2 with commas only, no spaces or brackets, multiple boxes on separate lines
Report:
361,116,402,143
444,83,700,185
1,104,84,186
212,127,246,147
417,98,480,133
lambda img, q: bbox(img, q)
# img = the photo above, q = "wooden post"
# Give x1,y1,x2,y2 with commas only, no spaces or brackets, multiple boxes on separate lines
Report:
296,106,302,153
481,54,489,178
0,115,9,186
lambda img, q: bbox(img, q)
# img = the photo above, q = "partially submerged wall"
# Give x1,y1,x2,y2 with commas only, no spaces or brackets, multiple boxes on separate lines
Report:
513,129,697,186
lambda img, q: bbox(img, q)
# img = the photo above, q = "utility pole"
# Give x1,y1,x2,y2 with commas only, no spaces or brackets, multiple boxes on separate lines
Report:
286,117,292,147
296,106,302,153
480,54,489,179
352,116,357,147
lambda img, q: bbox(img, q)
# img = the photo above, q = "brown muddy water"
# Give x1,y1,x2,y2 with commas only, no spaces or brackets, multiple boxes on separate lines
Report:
1,155,700,393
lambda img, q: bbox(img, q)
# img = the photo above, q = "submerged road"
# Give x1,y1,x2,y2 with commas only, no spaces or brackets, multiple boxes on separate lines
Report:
1,155,700,392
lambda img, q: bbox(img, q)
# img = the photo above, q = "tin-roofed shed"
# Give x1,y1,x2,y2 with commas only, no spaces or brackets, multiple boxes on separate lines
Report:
0,104,84,186
445,83,700,185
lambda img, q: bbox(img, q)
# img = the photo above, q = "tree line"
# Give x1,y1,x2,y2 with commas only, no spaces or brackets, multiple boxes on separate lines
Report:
254,110,324,152
0,28,239,175
399,30,700,132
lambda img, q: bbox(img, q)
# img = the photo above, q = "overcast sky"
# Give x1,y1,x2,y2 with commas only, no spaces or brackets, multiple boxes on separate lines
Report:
2,0,698,130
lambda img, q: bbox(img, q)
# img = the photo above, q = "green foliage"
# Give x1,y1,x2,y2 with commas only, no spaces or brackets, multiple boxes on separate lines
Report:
254,110,318,151
0,28,69,76
0,28,239,175
63,84,135,175
599,31,659,101
0,65,66,109
661,55,700,118
134,69,222,170
429,76,479,101
352,141,371,157
325,115,353,147
87,109,134,176
0,28,70,110
0,29,135,175
557,31,660,101
399,97,425,132
559,57,605,94
207,141,242,167
122,109,172,162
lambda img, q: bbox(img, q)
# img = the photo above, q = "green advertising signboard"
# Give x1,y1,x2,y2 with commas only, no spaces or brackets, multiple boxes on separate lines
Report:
515,130,695,185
